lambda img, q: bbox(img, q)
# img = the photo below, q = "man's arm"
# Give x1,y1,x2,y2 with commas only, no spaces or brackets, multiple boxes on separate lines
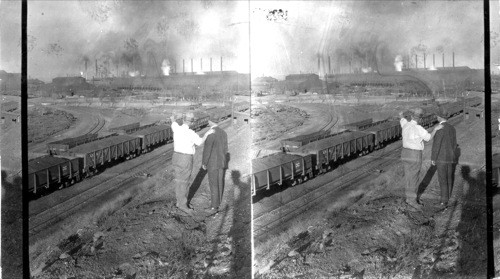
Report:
191,127,214,146
399,111,408,127
431,130,443,164
421,123,443,142
202,134,214,169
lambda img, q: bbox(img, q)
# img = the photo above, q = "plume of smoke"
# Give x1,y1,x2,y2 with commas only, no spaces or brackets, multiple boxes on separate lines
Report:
161,59,170,76
394,55,403,72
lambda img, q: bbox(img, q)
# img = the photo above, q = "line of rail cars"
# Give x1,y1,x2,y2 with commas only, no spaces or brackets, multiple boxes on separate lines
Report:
29,101,241,196
29,116,205,195
251,97,482,196
205,106,232,122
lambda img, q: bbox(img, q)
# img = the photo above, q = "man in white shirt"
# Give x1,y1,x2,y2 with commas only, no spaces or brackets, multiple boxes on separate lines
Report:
399,108,442,211
170,112,213,215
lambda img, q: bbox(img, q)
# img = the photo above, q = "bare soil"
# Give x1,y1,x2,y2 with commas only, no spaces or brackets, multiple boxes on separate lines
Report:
253,94,487,278
1,96,23,278
252,104,308,144
28,106,76,143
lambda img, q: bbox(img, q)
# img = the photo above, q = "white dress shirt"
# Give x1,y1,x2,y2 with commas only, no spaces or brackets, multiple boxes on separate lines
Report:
171,122,203,155
400,118,431,150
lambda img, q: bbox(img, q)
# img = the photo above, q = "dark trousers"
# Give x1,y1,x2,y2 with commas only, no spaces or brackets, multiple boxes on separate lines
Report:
401,148,423,204
208,169,224,209
436,162,454,203
172,152,194,207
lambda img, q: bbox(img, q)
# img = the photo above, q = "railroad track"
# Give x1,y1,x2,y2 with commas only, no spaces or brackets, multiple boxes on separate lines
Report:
319,105,338,132
84,115,106,135
28,146,173,236
253,113,467,241
253,142,403,241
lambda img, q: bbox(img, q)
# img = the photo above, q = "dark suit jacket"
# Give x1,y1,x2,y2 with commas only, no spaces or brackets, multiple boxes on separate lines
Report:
202,126,228,170
431,122,457,164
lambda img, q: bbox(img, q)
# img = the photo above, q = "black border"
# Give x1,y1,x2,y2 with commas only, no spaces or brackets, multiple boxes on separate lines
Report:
485,0,494,277
21,0,28,278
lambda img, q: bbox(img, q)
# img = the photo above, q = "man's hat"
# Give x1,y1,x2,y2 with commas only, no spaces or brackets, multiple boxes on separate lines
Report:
435,108,447,119
412,107,424,118
184,112,195,122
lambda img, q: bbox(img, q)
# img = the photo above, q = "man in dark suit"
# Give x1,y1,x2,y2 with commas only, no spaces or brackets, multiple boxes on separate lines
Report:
202,120,228,215
431,110,457,208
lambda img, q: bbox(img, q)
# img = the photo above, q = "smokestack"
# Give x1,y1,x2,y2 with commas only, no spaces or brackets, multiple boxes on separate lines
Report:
415,55,418,69
210,57,213,72
328,56,331,75
442,53,445,67
200,58,203,72
453,52,455,68
95,59,98,77
183,59,185,73
423,53,426,69
433,54,435,68
349,60,352,74
85,60,88,79
191,58,193,73
317,55,320,74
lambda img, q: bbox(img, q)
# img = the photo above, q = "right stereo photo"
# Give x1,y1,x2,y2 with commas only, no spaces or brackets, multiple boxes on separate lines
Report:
250,1,487,278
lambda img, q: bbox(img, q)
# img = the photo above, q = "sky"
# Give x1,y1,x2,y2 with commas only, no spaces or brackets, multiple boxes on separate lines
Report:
250,1,487,78
0,1,497,81
2,0,249,82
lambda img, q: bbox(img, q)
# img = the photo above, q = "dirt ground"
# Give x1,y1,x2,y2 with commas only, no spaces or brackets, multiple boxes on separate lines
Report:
28,101,251,278
1,95,23,279
28,106,76,143
252,94,487,278
490,94,500,276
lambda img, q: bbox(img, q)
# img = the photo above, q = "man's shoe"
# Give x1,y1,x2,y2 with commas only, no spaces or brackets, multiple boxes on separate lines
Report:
176,205,194,216
416,198,425,206
205,207,219,217
405,201,423,212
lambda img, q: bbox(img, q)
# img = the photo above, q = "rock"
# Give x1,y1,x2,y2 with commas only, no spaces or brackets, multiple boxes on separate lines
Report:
322,229,334,239
304,255,314,265
133,252,149,259
208,264,231,275
59,252,70,259
418,249,436,264
93,231,104,243
361,249,371,256
288,250,300,257
117,262,136,278
259,260,274,274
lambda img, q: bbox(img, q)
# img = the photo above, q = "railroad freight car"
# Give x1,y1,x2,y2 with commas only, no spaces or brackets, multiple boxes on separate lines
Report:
342,118,373,131
64,135,141,177
363,120,401,149
294,131,375,173
189,112,210,131
463,96,482,107
206,106,232,123
438,101,463,118
234,101,250,112
129,125,173,152
251,153,314,195
28,155,81,194
109,122,140,133
111,123,157,135
419,113,437,128
281,130,333,151
47,134,98,155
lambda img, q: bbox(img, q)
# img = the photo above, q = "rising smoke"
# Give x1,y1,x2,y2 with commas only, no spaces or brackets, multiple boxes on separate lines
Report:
26,1,244,81
251,1,484,77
